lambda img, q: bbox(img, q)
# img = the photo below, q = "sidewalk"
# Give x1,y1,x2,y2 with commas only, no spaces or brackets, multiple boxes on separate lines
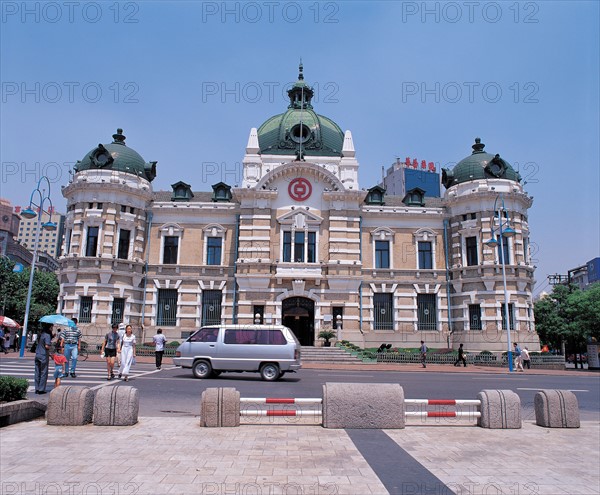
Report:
1,415,598,494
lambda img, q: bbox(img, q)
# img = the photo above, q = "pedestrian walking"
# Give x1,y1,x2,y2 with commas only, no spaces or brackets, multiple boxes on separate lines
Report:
521,347,531,370
116,323,126,366
52,343,67,388
34,323,53,394
62,318,82,378
118,324,136,381
454,343,467,367
0,326,8,353
100,323,121,380
513,342,524,372
420,340,428,368
11,329,19,352
152,328,167,370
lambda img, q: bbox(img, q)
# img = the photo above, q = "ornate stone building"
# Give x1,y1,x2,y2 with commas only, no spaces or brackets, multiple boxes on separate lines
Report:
57,67,539,351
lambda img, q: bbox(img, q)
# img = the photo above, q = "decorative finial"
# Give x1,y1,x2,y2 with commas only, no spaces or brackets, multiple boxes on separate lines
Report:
112,128,126,145
298,59,304,81
472,137,485,154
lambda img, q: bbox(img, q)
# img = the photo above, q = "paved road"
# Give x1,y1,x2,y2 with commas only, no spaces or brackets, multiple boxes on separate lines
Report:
4,355,598,421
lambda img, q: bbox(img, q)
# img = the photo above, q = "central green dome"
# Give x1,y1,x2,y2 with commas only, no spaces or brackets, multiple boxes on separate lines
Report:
257,64,344,158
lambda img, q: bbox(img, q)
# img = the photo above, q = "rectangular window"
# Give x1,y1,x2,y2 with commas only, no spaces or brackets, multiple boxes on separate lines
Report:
201,290,222,326
373,293,393,330
497,238,510,265
157,289,178,326
66,229,72,254
469,304,482,330
417,294,437,331
85,226,99,257
283,232,292,262
111,298,125,325
163,236,178,264
307,232,316,263
117,229,131,260
252,305,264,324
79,296,93,323
294,231,305,262
206,237,222,265
501,303,515,331
466,236,478,266
375,240,390,269
418,241,433,269
523,237,529,264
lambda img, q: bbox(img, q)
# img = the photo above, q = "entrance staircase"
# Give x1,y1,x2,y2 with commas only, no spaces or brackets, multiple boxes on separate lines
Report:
300,346,364,364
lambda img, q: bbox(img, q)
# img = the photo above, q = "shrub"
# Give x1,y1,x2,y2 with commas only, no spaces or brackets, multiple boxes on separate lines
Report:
168,341,180,346
0,376,29,403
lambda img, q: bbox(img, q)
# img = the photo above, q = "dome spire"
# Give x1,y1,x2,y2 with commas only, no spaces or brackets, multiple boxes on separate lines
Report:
287,61,313,110
472,137,485,154
112,128,127,146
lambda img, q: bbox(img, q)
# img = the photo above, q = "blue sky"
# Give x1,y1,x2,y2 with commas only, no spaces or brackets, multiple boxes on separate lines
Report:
1,1,599,295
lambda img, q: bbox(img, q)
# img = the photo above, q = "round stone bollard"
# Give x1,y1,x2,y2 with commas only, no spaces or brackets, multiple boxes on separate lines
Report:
534,389,580,428
93,386,139,426
322,382,405,429
200,387,240,427
477,389,521,429
46,386,94,426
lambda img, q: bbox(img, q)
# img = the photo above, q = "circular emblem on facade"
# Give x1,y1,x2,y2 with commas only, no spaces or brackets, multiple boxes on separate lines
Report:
288,178,312,202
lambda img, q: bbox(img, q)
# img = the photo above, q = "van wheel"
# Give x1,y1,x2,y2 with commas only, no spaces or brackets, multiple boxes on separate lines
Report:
193,360,212,379
260,363,280,381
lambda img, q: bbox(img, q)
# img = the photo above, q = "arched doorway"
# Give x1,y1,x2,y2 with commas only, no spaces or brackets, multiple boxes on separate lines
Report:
282,297,315,346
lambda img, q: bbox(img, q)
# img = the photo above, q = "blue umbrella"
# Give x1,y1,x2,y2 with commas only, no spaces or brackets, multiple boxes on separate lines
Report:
39,314,76,327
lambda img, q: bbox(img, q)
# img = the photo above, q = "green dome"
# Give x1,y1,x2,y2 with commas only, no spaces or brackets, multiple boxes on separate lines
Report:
257,64,344,158
442,138,521,188
74,129,156,182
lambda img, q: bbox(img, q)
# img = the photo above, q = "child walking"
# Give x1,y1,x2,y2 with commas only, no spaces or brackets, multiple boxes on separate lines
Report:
52,344,67,388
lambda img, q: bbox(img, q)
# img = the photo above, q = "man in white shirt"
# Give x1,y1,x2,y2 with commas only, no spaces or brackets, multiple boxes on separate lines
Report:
152,328,167,370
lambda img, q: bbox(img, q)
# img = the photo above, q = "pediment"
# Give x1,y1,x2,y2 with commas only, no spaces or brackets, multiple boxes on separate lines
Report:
256,161,344,191
277,209,323,225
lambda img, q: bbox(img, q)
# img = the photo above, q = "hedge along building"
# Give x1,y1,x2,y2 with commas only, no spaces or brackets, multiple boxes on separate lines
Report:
56,66,540,351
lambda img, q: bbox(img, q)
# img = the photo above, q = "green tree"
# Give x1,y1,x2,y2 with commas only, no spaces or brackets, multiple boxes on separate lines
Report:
534,282,600,352
0,257,59,330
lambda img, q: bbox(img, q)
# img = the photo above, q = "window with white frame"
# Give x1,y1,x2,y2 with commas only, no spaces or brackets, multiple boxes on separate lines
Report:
465,236,478,266
371,228,394,269
203,224,226,266
413,229,436,270
85,226,99,257
159,224,183,265
278,211,322,264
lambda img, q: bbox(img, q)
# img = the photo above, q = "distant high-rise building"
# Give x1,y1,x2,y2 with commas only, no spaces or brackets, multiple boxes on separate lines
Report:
15,206,65,259
382,157,441,199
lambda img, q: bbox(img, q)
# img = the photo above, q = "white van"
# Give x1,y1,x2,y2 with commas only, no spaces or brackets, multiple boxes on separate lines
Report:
173,325,301,381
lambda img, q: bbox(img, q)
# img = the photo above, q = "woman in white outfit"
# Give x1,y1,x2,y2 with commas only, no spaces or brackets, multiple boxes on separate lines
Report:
118,325,136,381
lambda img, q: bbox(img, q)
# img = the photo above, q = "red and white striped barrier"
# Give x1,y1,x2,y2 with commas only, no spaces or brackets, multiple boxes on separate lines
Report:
241,410,322,417
405,399,481,406
406,411,481,418
240,398,322,404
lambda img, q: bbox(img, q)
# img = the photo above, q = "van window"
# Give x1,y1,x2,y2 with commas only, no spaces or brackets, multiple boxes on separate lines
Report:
224,329,256,344
190,328,218,342
223,329,287,345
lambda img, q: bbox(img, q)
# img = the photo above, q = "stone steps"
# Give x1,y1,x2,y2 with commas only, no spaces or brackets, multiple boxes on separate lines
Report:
300,346,364,364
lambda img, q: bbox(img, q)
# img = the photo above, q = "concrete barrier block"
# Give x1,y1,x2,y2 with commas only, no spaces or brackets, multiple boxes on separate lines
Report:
93,386,139,426
534,390,580,428
221,387,240,427
478,389,521,429
200,388,220,427
47,386,94,426
323,382,405,429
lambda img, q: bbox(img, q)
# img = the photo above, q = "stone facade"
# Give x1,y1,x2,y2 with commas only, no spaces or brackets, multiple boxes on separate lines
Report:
56,71,540,352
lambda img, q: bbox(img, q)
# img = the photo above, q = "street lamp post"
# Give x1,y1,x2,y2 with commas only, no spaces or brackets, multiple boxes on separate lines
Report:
19,177,57,358
485,193,516,372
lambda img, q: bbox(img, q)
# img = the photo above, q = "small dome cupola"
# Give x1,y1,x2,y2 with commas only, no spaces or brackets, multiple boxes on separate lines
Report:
287,62,314,110
74,128,157,182
442,137,522,189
